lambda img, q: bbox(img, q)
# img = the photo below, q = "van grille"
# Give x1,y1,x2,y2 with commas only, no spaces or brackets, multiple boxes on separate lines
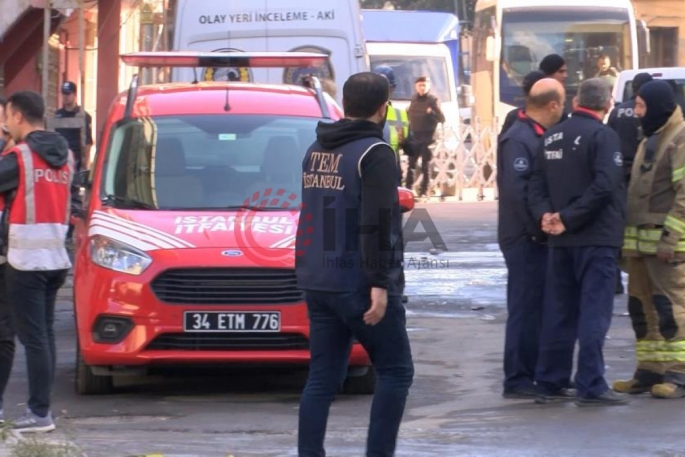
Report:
150,268,303,305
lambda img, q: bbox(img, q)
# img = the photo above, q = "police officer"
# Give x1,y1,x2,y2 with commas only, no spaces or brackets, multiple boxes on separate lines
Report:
51,82,92,243
616,80,685,399
0,91,74,431
500,70,546,137
295,72,413,457
529,78,629,406
607,72,654,295
372,65,410,160
607,72,653,181
498,78,566,399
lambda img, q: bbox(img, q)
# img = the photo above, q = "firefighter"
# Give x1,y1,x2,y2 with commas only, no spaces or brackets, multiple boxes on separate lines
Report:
529,78,629,406
372,65,410,160
614,80,685,399
295,72,413,457
0,91,74,431
607,72,654,295
498,78,566,399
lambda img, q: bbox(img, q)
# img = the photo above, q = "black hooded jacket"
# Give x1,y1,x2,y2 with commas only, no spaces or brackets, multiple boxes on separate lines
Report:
638,80,678,137
0,130,70,193
297,119,401,292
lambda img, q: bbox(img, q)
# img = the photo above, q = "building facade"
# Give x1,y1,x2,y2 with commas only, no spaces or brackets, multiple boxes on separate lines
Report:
632,0,685,67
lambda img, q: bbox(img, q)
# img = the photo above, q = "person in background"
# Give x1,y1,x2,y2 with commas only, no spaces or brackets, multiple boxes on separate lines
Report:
529,78,629,407
372,65,410,163
607,72,654,295
406,76,445,200
595,55,619,86
500,70,546,137
53,82,92,244
538,54,571,121
498,78,566,399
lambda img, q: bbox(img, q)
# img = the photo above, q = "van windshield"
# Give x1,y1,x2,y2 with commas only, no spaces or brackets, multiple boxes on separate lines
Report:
101,115,319,211
369,55,452,102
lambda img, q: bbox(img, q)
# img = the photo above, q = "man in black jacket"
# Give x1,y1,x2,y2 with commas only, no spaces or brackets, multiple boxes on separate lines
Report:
498,78,566,399
406,76,445,199
295,72,413,457
499,70,546,137
529,78,629,407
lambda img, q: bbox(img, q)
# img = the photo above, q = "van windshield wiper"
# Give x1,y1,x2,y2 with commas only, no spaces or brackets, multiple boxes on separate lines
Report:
102,194,156,210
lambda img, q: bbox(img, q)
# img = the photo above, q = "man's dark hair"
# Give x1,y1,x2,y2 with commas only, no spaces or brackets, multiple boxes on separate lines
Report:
527,86,563,110
522,71,546,96
6,91,44,125
0,97,5,108
342,72,389,118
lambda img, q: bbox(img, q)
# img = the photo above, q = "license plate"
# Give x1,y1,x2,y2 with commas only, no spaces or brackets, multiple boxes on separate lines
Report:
183,312,281,332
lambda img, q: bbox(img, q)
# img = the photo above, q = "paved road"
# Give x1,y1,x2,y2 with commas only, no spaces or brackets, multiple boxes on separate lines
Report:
2,202,685,457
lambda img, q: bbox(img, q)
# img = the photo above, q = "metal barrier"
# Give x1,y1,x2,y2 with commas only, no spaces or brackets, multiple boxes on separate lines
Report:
400,118,499,201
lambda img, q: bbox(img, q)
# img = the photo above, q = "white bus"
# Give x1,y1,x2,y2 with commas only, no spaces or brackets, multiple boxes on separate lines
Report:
472,0,649,130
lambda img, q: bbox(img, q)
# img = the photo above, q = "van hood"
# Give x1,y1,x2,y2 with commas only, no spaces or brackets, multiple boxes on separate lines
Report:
88,208,298,252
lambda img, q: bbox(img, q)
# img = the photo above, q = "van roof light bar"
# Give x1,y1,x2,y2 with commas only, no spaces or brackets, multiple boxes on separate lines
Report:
120,51,328,69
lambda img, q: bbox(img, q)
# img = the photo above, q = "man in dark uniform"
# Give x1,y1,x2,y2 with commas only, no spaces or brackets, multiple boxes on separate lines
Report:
406,76,445,200
529,78,629,407
53,82,92,243
498,78,566,399
607,72,653,295
295,72,414,457
499,70,546,137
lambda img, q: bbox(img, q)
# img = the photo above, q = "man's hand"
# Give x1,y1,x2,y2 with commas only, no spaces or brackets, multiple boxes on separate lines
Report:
364,287,388,326
542,213,566,235
657,246,675,263
426,107,432,114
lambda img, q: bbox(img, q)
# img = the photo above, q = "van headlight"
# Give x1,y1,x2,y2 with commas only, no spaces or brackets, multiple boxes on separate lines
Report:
90,235,152,275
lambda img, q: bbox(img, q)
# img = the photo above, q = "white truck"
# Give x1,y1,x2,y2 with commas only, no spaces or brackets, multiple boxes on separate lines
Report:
172,0,370,104
612,67,685,106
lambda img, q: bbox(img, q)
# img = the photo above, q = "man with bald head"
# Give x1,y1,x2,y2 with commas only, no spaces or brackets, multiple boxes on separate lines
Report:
498,78,566,399
529,78,629,407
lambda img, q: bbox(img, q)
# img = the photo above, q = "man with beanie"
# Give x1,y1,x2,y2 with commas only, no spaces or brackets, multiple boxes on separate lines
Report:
529,78,628,407
616,80,685,399
538,54,570,122
607,73,653,295
539,54,568,85
500,70,546,137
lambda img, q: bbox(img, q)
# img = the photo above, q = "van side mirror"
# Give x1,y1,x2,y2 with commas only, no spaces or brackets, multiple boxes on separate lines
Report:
398,187,415,214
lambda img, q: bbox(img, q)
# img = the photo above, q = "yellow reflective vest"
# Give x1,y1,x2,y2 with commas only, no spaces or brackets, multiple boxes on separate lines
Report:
386,105,409,156
624,106,685,258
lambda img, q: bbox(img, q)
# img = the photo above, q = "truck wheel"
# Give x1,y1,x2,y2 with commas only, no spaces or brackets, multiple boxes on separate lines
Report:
343,366,376,395
75,343,114,395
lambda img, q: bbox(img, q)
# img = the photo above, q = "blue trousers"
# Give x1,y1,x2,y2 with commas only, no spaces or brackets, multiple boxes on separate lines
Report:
298,290,414,457
536,246,618,399
501,238,547,390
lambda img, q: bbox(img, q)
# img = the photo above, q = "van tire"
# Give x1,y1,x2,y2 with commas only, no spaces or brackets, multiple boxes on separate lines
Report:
343,366,376,395
75,343,114,395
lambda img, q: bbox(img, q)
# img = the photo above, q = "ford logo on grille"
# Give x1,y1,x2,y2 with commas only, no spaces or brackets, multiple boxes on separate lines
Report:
221,250,243,257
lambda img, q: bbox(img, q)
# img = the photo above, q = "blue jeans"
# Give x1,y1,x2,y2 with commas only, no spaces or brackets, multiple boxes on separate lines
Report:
298,290,414,457
536,246,617,399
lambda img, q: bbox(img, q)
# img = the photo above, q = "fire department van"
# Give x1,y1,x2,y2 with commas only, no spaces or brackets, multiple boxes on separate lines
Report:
72,51,414,395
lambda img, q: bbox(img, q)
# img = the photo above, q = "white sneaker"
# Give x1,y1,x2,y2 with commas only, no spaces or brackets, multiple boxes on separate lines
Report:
13,411,55,433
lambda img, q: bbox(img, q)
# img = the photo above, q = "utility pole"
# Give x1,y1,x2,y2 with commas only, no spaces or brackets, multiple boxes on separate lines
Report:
79,0,85,109
42,0,51,99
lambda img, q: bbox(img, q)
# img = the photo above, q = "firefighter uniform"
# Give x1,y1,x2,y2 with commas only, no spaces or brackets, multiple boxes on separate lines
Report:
529,108,626,402
618,97,685,398
497,110,547,397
